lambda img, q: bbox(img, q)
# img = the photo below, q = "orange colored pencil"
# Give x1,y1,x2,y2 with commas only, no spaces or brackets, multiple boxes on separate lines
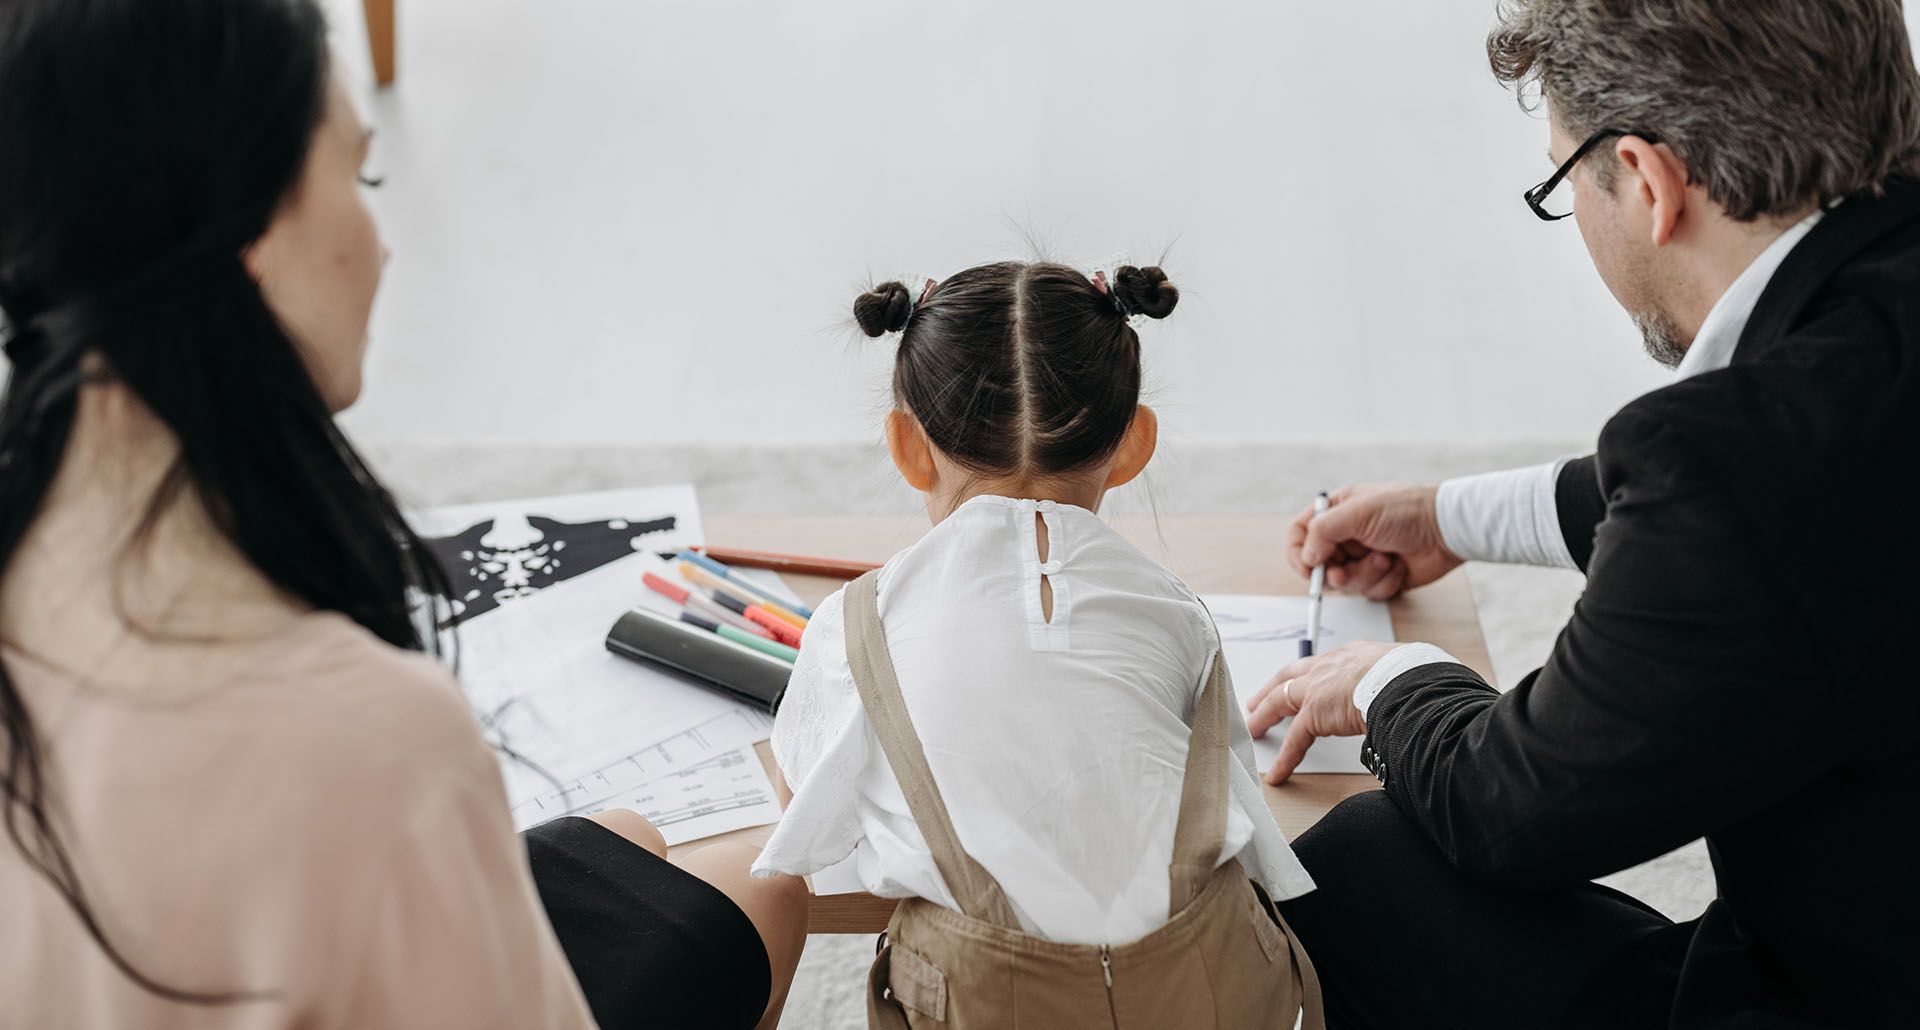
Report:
698,547,880,581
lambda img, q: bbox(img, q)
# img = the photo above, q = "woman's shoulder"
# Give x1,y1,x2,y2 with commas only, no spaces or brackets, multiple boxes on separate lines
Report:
236,611,492,780
262,611,464,704
213,614,510,891
49,614,510,940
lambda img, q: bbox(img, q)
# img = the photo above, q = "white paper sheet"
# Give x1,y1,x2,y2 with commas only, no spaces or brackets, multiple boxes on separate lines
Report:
618,745,782,846
505,707,776,833
1202,594,1397,775
411,485,704,625
515,736,782,846
403,487,810,845
410,484,704,546
456,553,783,841
460,555,743,755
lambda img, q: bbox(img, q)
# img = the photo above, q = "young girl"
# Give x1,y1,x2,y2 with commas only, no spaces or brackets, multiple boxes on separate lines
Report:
754,262,1323,1027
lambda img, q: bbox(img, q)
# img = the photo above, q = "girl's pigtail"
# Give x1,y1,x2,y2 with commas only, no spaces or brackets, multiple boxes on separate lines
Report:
1111,265,1179,320
854,281,916,337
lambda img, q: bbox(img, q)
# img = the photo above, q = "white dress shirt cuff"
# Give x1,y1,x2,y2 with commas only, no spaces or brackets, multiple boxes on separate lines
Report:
1434,460,1579,570
1354,643,1461,722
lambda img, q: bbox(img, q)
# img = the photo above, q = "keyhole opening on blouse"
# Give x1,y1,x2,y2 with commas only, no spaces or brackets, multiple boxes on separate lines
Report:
1035,512,1055,624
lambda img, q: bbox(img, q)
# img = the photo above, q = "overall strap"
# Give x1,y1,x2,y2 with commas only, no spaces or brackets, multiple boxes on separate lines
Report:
1282,916,1329,1030
842,571,1021,929
1166,649,1233,915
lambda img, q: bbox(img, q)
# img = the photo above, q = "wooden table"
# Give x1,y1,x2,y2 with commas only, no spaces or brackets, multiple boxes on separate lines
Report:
670,515,1494,934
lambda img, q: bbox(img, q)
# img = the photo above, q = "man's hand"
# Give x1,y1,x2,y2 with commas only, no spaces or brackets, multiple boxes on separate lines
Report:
1246,641,1396,784
1284,483,1462,600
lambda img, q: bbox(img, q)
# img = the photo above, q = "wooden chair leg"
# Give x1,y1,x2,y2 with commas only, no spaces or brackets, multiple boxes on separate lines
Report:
363,0,396,87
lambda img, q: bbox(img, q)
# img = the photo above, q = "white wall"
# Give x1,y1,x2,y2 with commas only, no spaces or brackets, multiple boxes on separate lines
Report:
326,0,1920,449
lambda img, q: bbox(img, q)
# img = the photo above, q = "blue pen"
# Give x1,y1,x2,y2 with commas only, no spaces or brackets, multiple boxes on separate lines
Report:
1300,491,1329,659
680,550,817,620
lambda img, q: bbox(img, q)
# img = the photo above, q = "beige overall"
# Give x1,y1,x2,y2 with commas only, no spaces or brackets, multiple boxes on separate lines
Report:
843,572,1327,1030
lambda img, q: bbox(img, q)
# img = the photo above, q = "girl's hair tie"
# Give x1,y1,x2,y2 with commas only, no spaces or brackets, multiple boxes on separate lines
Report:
1090,270,1133,318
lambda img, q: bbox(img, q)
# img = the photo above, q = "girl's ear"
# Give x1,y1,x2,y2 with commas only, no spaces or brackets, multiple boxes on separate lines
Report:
1104,405,1158,489
886,409,939,492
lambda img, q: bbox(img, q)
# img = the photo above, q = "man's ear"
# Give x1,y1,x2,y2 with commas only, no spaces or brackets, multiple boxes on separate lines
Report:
886,409,938,492
1104,405,1159,489
1616,135,1690,247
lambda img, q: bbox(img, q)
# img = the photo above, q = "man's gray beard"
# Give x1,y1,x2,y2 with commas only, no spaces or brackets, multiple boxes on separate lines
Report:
1633,309,1688,369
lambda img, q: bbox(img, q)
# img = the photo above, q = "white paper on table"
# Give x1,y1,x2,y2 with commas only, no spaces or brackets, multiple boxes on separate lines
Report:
453,550,777,838
1201,594,1396,775
410,484,704,547
409,485,704,626
408,485,808,846
507,707,775,832
543,742,783,847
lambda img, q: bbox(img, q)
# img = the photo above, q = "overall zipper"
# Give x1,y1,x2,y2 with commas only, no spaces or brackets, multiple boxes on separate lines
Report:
1100,945,1120,1027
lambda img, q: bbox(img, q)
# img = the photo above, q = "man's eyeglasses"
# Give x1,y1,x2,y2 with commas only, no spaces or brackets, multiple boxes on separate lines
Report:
1524,128,1659,221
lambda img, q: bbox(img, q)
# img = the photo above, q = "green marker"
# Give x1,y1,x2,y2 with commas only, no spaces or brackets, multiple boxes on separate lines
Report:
717,624,799,663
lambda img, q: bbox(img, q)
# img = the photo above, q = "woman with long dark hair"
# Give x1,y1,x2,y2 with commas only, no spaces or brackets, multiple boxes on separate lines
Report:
0,1,805,1025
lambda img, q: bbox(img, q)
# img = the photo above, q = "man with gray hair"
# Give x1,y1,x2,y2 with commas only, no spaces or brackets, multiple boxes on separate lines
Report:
1251,1,1920,1025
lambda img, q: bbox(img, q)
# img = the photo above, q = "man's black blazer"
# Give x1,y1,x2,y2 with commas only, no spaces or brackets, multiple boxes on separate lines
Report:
1363,179,1920,1028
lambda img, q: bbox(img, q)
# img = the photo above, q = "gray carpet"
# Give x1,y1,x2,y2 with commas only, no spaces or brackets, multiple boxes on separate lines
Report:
365,440,1713,1030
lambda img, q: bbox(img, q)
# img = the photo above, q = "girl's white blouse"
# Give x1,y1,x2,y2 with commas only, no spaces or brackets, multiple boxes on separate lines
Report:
751,495,1315,945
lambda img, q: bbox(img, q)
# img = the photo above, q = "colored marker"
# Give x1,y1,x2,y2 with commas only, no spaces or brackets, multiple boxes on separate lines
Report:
679,610,721,633
679,561,808,630
677,563,777,622
743,606,803,647
691,593,775,639
680,550,816,620
716,623,799,663
642,571,774,640
709,591,803,645
677,611,795,663
699,588,803,645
